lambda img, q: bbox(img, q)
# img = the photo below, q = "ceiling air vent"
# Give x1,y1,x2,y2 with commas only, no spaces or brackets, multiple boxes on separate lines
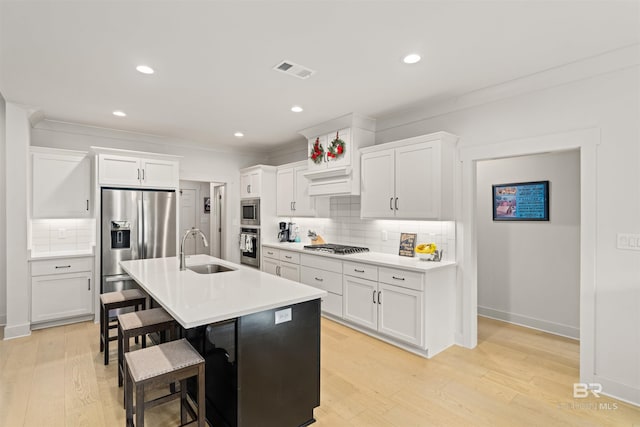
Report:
273,60,316,80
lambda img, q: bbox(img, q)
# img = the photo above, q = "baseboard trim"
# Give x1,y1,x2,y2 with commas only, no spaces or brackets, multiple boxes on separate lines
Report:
594,374,640,407
0,314,6,326
478,306,579,340
3,322,31,340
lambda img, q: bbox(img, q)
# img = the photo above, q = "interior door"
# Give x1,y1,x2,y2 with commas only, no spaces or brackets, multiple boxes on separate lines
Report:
179,188,198,255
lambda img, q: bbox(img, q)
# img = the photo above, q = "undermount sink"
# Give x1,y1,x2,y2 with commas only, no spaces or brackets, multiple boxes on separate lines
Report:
187,263,236,274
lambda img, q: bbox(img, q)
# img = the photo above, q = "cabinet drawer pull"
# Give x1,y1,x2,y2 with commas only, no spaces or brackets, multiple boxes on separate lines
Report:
378,291,381,304
314,277,323,282
354,268,365,273
284,255,292,259
55,265,71,269
392,275,405,281
372,290,376,303
267,251,274,255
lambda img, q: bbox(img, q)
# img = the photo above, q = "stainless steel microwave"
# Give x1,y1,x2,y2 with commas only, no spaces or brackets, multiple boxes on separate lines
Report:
241,198,260,226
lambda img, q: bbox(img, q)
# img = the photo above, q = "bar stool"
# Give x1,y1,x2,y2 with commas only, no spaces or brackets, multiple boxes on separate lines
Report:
100,289,146,365
117,307,176,388
125,338,206,427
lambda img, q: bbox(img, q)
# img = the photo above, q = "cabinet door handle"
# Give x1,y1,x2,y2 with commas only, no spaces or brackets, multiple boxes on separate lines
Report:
292,201,296,211
392,275,405,281
137,169,140,180
276,265,281,276
290,201,294,211
248,184,251,193
390,197,393,210
55,265,71,269
86,200,89,211
142,169,145,181
372,290,376,303
88,278,91,291
314,277,323,282
395,197,399,210
378,291,381,305
354,268,365,273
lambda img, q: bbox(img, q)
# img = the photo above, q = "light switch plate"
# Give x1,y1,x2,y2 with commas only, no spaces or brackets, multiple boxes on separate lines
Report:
617,233,640,251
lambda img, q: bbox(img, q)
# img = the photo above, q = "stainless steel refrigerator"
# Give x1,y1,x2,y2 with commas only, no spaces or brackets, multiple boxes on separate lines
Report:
101,188,177,294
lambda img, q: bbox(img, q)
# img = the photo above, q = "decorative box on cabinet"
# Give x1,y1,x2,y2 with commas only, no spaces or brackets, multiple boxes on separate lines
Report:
31,149,91,218
360,132,457,220
97,150,179,189
298,113,375,196
276,161,316,217
31,256,94,324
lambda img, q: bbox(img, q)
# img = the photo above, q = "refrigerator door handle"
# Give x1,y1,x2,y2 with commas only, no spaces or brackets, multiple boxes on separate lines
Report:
137,198,144,259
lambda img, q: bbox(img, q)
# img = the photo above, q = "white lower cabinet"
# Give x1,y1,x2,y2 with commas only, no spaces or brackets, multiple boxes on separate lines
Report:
262,249,300,282
300,254,343,317
31,256,94,324
344,262,424,348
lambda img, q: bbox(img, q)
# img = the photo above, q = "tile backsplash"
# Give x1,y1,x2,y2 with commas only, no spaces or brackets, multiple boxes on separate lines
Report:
30,218,96,255
279,196,456,261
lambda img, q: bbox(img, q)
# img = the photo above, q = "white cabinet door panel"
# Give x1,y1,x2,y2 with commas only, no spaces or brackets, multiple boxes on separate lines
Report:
292,166,315,216
31,272,93,323
395,142,440,219
262,257,279,276
378,282,424,347
276,168,294,216
280,262,300,282
343,275,377,330
99,154,141,186
32,153,91,218
141,158,178,188
360,149,395,218
322,292,343,317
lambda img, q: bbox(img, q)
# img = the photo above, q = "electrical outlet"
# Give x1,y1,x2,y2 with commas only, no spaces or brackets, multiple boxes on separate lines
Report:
617,233,640,251
58,228,67,239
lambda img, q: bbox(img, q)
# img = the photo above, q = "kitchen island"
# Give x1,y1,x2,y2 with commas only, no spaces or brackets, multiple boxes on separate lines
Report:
120,254,327,427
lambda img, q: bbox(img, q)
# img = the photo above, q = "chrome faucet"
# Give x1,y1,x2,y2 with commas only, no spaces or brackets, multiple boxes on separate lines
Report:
180,227,209,270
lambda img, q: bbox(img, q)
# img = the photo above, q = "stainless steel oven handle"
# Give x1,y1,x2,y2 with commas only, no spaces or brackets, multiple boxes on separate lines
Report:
105,274,132,282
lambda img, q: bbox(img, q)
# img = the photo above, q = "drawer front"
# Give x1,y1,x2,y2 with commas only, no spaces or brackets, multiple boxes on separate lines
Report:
279,250,300,264
300,266,343,295
343,261,378,281
31,257,93,277
300,253,343,273
322,292,343,318
378,267,424,291
262,247,280,260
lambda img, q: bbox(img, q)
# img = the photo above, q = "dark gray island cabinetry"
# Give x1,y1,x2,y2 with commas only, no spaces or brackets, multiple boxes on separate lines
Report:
119,255,326,427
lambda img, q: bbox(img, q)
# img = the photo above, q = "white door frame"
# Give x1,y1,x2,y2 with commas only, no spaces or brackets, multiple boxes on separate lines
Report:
458,127,599,383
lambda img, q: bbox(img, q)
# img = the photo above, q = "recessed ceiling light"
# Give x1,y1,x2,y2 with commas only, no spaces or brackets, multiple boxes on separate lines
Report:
403,54,421,64
112,110,127,117
136,65,155,74
291,105,303,113
234,132,244,137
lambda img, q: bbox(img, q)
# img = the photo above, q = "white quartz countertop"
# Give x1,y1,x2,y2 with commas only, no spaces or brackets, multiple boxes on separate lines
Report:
262,242,456,273
119,254,326,329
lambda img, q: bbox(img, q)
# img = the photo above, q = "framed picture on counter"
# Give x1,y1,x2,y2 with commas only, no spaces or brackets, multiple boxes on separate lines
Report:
399,232,417,257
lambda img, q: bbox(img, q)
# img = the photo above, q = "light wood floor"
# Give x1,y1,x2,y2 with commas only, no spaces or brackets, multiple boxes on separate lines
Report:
1,317,639,426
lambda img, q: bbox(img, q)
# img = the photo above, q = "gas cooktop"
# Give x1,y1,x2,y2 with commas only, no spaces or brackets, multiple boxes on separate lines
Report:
303,243,370,255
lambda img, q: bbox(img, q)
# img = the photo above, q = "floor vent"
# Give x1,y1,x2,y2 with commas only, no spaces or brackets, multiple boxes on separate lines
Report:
273,60,316,80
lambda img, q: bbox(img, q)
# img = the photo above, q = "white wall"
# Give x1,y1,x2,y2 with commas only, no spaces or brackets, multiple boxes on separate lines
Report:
375,48,640,404
0,93,5,326
476,151,580,338
31,120,267,264
265,140,307,166
4,103,30,339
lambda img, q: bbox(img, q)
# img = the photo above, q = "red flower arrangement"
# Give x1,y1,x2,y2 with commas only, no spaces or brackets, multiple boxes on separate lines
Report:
310,137,324,164
327,131,345,160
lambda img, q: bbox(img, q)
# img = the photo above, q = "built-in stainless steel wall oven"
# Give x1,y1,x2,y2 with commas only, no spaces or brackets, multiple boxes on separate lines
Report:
240,198,260,226
240,227,259,268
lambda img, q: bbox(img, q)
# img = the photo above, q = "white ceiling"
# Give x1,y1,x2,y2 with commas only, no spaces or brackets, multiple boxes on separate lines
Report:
1,1,638,151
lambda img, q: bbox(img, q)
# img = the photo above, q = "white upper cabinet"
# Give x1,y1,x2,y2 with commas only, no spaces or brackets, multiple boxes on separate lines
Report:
299,114,375,196
360,132,457,220
32,150,91,218
276,161,315,217
98,152,179,189
240,167,262,198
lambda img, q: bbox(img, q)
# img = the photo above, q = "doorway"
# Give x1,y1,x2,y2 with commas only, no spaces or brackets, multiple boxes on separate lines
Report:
458,128,598,384
179,180,226,259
